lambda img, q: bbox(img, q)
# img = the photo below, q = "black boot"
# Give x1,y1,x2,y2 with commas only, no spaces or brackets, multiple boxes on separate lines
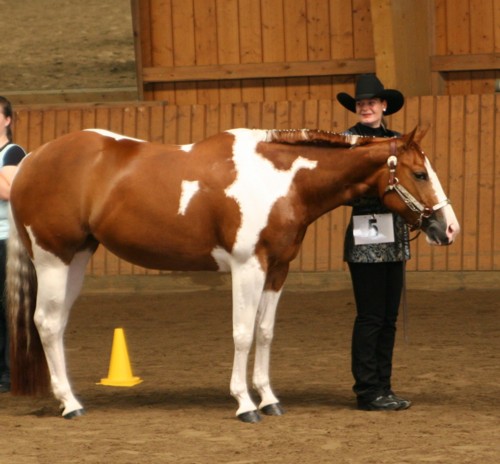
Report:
357,395,400,411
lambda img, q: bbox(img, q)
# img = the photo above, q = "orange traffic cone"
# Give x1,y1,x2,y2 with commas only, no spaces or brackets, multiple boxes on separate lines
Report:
98,328,143,387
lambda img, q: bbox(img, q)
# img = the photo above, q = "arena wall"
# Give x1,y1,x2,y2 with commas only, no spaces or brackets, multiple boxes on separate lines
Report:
132,0,500,103
14,94,500,277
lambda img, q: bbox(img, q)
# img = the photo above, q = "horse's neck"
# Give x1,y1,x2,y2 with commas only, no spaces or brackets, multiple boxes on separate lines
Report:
296,146,387,223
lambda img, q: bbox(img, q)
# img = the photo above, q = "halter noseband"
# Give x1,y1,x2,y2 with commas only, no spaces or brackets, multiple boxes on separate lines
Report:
383,141,450,231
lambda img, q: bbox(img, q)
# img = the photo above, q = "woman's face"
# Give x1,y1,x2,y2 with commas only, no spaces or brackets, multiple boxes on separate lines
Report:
355,98,387,128
0,110,10,137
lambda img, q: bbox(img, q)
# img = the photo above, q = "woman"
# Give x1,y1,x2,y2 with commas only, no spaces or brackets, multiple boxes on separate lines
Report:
336,74,411,411
0,96,26,393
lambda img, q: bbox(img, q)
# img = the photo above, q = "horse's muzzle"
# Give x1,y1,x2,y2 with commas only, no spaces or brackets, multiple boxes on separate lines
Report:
421,214,459,246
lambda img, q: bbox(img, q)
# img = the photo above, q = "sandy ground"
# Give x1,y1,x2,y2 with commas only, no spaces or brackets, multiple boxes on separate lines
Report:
0,287,499,463
0,0,136,92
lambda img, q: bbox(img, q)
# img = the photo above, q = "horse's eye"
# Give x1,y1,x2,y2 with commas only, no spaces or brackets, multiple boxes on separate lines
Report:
414,172,428,181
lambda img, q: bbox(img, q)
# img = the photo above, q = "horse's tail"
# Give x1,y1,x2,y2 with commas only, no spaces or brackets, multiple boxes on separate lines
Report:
6,211,50,396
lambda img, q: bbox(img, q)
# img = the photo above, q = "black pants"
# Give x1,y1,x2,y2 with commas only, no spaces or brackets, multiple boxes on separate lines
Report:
348,261,404,401
0,240,8,384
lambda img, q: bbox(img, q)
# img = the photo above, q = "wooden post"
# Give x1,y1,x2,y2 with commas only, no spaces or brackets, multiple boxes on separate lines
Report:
370,0,433,96
130,0,145,100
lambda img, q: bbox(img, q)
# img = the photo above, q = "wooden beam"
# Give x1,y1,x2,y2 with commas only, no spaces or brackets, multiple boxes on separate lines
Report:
430,53,500,72
370,0,433,96
130,0,145,100
3,88,139,106
142,59,375,83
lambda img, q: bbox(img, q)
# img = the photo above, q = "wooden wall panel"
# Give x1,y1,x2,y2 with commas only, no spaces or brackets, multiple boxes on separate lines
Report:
283,0,308,101
432,0,500,94
495,95,500,270
469,0,495,94
134,0,499,100
428,96,450,270
462,95,480,270
148,0,174,102
239,0,265,103
477,95,495,270
194,0,219,106
135,0,375,104
12,95,500,276
261,0,288,103
446,96,466,269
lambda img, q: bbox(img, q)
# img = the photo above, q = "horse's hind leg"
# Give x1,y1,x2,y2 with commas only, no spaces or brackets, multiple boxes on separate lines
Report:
32,247,93,418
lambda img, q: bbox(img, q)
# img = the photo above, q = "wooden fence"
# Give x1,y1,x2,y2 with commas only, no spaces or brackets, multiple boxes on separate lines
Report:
133,0,374,104
13,94,500,274
432,0,500,94
132,0,500,104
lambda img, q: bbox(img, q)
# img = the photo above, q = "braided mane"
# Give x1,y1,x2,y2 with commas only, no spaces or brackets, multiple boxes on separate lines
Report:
263,128,375,148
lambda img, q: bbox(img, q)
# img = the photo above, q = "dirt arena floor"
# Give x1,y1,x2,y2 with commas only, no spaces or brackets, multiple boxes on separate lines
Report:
0,286,499,464
0,0,135,93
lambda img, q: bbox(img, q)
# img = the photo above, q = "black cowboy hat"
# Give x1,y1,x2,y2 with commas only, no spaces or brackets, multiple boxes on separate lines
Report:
336,74,404,115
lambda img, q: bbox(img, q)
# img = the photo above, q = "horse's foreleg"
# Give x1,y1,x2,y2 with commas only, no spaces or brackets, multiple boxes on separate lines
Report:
229,259,266,423
33,249,92,418
253,288,284,416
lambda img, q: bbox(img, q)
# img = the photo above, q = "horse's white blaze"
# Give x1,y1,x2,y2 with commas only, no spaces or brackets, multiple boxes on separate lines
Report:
85,128,145,143
226,129,317,261
424,157,460,242
424,157,447,203
178,180,200,215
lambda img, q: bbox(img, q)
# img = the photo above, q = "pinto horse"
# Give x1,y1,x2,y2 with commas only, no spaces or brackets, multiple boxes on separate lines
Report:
7,127,459,422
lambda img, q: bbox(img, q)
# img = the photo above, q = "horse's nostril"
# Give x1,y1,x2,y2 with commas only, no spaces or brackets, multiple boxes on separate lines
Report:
448,223,459,236
446,223,460,243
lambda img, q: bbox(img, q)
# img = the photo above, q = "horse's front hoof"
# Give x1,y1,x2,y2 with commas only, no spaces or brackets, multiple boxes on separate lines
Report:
261,403,285,416
63,408,86,420
237,410,261,423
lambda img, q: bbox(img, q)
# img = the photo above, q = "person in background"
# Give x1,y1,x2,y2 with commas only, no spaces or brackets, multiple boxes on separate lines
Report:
336,74,411,411
0,96,27,393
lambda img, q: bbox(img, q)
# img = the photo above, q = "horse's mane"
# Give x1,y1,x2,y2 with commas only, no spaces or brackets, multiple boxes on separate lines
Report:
263,129,379,148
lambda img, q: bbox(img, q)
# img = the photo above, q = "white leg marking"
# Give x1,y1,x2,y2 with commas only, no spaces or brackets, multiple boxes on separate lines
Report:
31,240,92,416
253,289,282,409
229,257,266,416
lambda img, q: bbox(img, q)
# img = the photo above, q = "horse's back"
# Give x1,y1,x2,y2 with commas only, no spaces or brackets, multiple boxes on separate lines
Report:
10,130,241,270
11,130,149,233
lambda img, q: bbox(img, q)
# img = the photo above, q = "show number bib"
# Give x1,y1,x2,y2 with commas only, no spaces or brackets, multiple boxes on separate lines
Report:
353,213,395,245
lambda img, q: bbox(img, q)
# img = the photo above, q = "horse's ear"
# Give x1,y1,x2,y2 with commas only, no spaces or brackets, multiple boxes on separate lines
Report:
402,125,429,146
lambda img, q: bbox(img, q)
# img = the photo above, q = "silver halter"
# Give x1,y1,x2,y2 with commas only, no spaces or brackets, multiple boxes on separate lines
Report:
383,142,450,230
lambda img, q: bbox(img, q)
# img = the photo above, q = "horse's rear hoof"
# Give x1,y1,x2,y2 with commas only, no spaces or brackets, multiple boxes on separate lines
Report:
237,410,261,423
63,408,86,419
261,403,285,416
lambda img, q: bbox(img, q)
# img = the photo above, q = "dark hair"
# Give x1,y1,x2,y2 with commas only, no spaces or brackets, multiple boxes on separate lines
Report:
0,96,13,142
